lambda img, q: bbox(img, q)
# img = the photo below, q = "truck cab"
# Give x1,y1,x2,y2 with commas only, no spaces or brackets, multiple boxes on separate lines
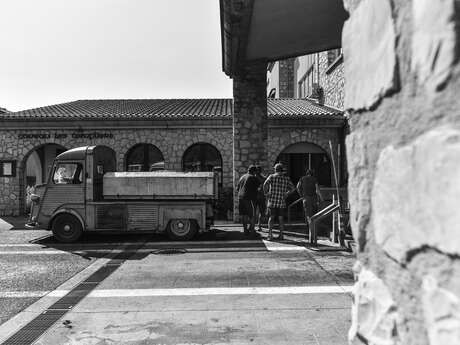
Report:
27,145,217,242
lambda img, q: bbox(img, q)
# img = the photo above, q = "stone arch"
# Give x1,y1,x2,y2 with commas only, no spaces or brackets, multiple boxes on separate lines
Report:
275,141,333,187
19,143,68,214
268,128,341,186
182,142,223,173
124,143,165,171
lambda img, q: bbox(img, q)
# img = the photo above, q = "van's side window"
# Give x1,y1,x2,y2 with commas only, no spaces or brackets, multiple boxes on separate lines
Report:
53,163,83,184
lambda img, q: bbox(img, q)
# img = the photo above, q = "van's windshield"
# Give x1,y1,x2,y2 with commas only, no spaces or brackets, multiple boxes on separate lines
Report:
52,163,83,184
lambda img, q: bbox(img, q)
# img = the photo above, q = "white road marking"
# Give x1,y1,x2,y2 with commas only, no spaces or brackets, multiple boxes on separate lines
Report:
1,285,353,299
0,291,49,298
88,286,353,297
0,247,125,344
0,240,271,248
0,244,40,247
0,218,13,231
0,245,308,255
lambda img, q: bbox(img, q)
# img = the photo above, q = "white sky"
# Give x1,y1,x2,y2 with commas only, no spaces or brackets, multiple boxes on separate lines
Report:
0,0,233,111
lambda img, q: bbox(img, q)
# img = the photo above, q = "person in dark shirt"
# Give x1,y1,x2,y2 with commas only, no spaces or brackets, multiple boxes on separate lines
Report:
237,165,261,235
296,169,323,224
254,165,267,231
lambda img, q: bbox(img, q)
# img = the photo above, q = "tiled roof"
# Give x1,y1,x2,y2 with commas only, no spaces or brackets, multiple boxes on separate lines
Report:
0,107,10,114
267,98,342,119
2,98,343,120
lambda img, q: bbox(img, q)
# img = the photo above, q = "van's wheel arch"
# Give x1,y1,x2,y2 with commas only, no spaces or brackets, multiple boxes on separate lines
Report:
52,213,83,243
166,219,198,241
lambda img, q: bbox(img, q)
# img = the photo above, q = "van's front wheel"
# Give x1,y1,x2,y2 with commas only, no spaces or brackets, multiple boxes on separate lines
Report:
166,219,197,241
52,214,83,243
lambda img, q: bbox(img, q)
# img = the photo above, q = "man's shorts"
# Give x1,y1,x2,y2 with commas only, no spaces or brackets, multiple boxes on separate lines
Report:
239,199,255,217
268,207,286,218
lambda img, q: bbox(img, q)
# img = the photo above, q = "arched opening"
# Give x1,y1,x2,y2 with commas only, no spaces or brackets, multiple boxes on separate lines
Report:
276,142,332,224
22,143,67,214
125,144,164,172
182,142,223,174
182,143,227,218
276,142,332,187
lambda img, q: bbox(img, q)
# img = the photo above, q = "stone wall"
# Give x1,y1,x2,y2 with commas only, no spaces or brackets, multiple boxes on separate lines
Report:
233,62,269,218
343,0,460,344
319,52,345,109
0,127,233,216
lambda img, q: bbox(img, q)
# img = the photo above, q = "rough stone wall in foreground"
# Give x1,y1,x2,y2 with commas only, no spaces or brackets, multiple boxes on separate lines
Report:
343,0,460,344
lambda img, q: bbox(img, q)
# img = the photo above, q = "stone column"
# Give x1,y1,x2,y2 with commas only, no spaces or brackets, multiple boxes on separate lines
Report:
232,62,268,220
343,0,460,344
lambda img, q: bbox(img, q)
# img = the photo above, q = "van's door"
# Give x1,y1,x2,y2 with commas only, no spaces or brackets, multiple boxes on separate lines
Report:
38,161,85,221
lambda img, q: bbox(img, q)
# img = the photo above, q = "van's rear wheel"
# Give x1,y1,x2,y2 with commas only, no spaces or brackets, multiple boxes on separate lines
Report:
52,214,83,243
166,219,197,241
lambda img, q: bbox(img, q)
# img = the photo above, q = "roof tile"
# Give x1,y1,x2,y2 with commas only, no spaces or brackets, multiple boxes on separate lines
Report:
2,98,343,120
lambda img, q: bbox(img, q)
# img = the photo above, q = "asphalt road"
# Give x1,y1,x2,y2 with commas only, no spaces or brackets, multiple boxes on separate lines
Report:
0,218,355,345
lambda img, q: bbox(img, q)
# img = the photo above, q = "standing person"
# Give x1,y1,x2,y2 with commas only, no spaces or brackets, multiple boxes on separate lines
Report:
237,165,260,236
263,163,296,240
254,165,267,231
297,169,323,224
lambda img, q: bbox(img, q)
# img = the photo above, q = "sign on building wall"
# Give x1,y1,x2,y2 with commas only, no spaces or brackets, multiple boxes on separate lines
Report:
0,160,16,177
17,132,114,140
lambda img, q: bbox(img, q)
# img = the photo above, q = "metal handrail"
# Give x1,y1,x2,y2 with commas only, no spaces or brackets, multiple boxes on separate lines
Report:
287,197,303,223
309,194,340,245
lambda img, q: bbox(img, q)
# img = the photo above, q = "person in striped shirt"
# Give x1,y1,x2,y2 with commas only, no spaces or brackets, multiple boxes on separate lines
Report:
263,163,296,240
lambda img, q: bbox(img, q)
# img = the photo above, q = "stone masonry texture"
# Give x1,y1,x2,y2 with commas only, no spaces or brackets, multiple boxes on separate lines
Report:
344,0,460,344
0,127,232,216
232,62,269,218
0,123,341,216
318,52,345,110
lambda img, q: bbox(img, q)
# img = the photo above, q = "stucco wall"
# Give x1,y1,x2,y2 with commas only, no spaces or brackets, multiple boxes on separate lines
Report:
344,0,460,344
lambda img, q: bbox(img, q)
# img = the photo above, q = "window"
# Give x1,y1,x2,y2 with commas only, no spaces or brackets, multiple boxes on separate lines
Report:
0,160,16,177
53,163,83,184
298,66,314,98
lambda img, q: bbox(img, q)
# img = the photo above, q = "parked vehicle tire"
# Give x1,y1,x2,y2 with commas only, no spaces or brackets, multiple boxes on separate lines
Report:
166,219,197,241
52,214,83,243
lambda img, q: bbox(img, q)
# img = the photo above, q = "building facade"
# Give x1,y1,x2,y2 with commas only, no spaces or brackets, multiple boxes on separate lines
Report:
0,98,345,217
268,50,344,110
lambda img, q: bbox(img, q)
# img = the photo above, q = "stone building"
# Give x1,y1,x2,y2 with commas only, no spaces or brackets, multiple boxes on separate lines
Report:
0,98,345,216
220,0,460,344
268,51,344,110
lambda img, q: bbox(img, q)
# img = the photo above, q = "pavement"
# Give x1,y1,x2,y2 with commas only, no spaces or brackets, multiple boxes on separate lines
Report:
0,218,355,345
